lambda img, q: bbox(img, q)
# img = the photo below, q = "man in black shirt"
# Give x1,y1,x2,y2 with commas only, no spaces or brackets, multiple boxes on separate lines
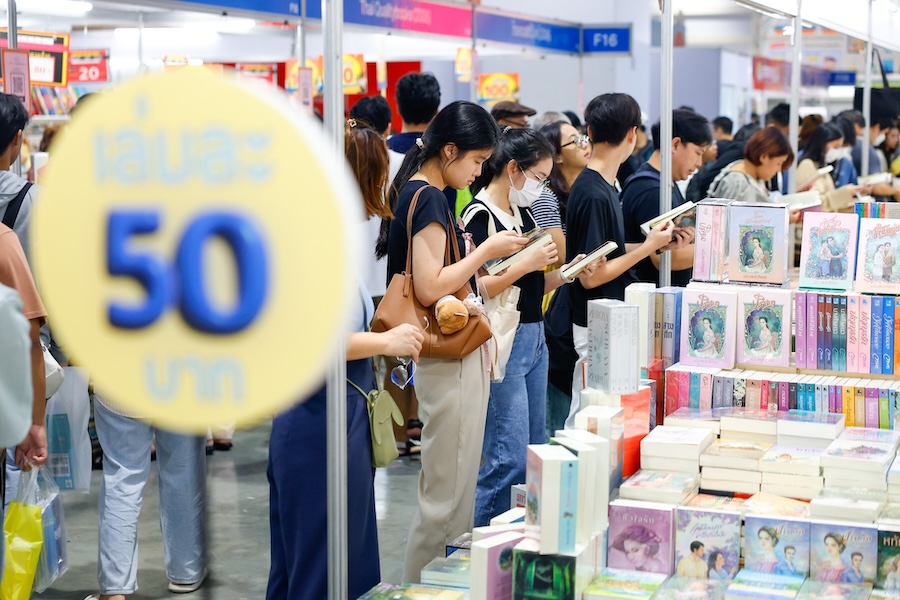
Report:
621,109,710,288
563,93,676,427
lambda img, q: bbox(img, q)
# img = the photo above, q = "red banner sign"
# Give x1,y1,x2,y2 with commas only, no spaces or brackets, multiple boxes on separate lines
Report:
68,49,110,83
752,56,789,92
0,29,69,86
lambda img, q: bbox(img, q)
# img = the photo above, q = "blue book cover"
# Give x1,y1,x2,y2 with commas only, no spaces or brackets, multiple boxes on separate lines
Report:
825,295,834,371
806,381,817,412
46,413,75,490
690,372,701,409
872,296,884,375
558,459,578,553
839,296,848,372
809,521,877,584
673,290,683,365
744,515,810,577
884,297,895,375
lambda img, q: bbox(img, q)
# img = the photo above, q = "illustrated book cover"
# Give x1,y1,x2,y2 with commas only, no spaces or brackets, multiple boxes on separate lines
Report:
743,514,810,577
855,218,900,294
679,288,738,369
799,212,859,291
607,499,674,575
727,203,790,284
809,520,877,584
674,507,741,580
736,287,793,368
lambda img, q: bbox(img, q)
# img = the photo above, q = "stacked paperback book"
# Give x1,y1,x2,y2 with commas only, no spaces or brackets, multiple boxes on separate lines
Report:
821,428,900,494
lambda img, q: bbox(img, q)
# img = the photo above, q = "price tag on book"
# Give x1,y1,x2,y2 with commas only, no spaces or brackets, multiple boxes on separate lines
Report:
31,69,361,433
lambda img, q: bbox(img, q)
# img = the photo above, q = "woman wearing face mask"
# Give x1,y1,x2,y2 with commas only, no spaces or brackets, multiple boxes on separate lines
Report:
797,123,861,213
461,128,600,527
708,127,794,203
876,122,899,173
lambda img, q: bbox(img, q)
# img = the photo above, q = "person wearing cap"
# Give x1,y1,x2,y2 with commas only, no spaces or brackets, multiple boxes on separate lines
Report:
491,101,537,129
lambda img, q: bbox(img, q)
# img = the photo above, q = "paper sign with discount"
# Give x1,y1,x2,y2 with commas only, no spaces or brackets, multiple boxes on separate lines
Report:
31,69,362,433
1,49,31,112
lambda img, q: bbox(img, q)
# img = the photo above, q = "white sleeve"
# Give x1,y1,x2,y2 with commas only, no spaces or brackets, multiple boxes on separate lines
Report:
0,285,33,447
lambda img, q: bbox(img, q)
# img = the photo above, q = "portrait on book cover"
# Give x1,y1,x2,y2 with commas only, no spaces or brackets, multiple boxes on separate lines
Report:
607,512,672,575
687,307,726,359
856,220,900,293
810,524,877,584
739,226,774,274
877,530,900,592
806,227,851,281
744,516,810,577
744,305,782,359
675,510,740,580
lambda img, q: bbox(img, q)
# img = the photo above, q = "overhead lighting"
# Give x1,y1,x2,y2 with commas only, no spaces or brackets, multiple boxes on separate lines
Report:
190,17,256,33
15,0,92,16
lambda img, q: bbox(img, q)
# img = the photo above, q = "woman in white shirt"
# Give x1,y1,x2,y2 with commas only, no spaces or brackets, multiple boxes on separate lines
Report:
707,127,793,203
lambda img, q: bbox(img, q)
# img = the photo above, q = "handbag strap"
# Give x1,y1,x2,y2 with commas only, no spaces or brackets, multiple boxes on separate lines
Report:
874,48,891,90
346,377,369,398
404,184,463,281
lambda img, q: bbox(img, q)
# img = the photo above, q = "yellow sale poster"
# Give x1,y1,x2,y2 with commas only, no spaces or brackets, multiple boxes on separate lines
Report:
477,72,519,107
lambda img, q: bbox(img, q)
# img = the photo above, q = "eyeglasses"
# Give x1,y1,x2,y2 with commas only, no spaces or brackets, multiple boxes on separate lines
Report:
524,167,551,190
560,135,590,150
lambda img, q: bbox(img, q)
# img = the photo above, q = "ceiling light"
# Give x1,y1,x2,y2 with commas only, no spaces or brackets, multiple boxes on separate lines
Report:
15,0,92,17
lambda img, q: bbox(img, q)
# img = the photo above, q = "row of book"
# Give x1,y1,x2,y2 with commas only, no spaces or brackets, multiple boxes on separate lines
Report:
664,368,900,430
29,86,83,116
795,291,899,375
857,202,900,220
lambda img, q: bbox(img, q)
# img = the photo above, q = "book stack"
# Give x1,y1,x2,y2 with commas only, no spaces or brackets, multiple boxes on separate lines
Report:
653,576,729,599
809,489,887,523
657,287,684,369
625,282,657,370
821,428,900,493
421,551,471,589
550,433,608,542
359,583,466,599
742,513,810,577
510,536,599,600
742,492,810,518
640,426,715,474
693,198,735,284
582,568,668,599
606,499,674,575
664,366,725,413
700,440,771,496
720,411,779,446
572,405,625,499
724,570,805,599
808,520,878,584
524,445,578,555
470,531,524,600
796,581,873,600
587,299,640,395
664,407,725,436
619,470,700,504
776,410,846,450
446,532,472,557
675,506,742,580
758,445,825,500
890,455,900,501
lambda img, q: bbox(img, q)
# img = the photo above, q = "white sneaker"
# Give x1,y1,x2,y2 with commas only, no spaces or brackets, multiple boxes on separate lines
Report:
168,569,208,594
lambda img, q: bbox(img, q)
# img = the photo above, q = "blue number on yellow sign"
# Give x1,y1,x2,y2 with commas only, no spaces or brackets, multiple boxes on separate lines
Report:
107,209,269,334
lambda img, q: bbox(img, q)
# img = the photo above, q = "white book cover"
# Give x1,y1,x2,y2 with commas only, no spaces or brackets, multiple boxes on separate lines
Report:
625,282,657,369
759,484,822,501
473,523,527,542
838,427,900,451
701,467,762,484
700,478,761,495
821,439,897,472
776,410,846,440
619,470,700,504
569,407,624,500
761,472,824,488
551,436,599,545
525,444,579,555
759,446,825,477
470,531,526,600
890,455,900,484
641,426,715,459
720,411,779,436
587,299,640,394
641,455,700,474
701,440,772,471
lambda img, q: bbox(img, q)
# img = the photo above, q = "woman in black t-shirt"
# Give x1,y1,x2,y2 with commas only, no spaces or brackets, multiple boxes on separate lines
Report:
461,128,601,527
376,101,529,582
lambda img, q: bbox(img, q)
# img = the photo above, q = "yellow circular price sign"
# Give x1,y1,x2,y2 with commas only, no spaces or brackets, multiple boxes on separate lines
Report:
32,69,361,434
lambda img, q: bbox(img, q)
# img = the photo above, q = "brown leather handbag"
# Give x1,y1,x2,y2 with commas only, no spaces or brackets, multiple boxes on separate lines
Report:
371,185,492,359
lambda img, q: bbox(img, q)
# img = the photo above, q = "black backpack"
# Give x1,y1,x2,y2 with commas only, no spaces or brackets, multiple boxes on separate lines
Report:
1,182,33,230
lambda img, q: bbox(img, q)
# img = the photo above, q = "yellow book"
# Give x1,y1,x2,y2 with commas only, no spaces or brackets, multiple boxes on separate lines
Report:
842,379,854,431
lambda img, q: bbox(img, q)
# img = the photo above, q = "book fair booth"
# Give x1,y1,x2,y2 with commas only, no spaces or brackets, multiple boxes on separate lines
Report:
13,0,900,598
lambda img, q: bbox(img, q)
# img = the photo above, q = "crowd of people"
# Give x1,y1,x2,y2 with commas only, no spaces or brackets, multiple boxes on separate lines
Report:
2,68,900,600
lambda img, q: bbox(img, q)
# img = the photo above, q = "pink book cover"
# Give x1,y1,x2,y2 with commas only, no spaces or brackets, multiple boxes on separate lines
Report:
665,371,681,416
680,289,738,369
678,371,690,409
855,218,900,294
728,203,790,284
607,501,675,575
760,376,769,410
700,373,713,410
711,205,723,281
778,381,790,411
860,296,872,374
736,287,793,368
848,295,860,373
807,293,818,369
693,203,713,281
866,386,880,428
796,291,807,369
799,212,859,291
828,384,837,413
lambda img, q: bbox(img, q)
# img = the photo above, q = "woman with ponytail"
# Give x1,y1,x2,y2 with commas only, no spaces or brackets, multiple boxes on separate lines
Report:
379,101,529,582
462,128,601,527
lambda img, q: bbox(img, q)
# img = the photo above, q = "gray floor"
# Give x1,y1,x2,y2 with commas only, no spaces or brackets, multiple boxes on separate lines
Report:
38,424,421,600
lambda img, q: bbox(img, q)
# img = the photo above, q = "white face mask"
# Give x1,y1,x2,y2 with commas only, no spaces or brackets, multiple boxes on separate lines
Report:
838,147,852,160
825,148,843,164
508,168,544,208
874,132,887,147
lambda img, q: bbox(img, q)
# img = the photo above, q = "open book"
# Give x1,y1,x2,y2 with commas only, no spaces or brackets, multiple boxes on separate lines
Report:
797,165,833,189
859,171,893,186
561,241,618,280
483,228,553,276
640,201,696,235
781,190,821,211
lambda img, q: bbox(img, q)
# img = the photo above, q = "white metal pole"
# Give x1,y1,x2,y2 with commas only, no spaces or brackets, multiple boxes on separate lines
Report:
659,0,673,287
298,0,306,64
8,0,19,177
138,12,145,73
322,0,348,597
787,0,801,194
470,3,478,103
862,0,874,177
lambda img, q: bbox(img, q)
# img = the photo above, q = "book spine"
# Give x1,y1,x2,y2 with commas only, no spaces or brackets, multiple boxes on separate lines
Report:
884,297,895,376
881,386,891,429
662,293,676,369
760,377,770,411
747,378,761,411
665,370,679,417
867,386,880,428
839,296,848,372
710,205,722,281
734,373,747,408
795,291,806,369
778,380,790,411
817,295,825,370
825,295,834,371
678,369,690,409
834,382,842,413
873,296,884,375
694,204,713,281
673,292,683,365
789,380,799,410
891,388,898,431
689,372,701,409
816,381,826,413
860,296,872,374
808,292,818,372
828,383,836,413
654,293,663,361
848,295,859,373
856,386,866,427
712,375,724,409
895,302,900,380
557,459,578,554
700,373,713,410
842,383,854,429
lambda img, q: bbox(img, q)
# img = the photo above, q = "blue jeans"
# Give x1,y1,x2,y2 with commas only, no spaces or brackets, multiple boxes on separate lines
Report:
475,321,548,527
93,401,207,595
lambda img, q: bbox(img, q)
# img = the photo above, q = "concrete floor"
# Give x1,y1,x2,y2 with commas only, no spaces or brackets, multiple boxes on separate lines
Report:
38,423,421,600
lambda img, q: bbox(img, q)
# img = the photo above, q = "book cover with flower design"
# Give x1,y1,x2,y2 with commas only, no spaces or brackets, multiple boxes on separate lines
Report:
674,507,741,581
727,203,790,284
799,212,859,291
736,287,792,368
680,288,737,369
855,218,900,294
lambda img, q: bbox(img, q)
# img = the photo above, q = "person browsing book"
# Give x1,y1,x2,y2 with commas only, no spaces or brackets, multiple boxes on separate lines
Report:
797,123,865,213
266,119,425,600
707,127,795,204
564,93,678,428
376,101,530,582
621,109,708,287
461,128,600,528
